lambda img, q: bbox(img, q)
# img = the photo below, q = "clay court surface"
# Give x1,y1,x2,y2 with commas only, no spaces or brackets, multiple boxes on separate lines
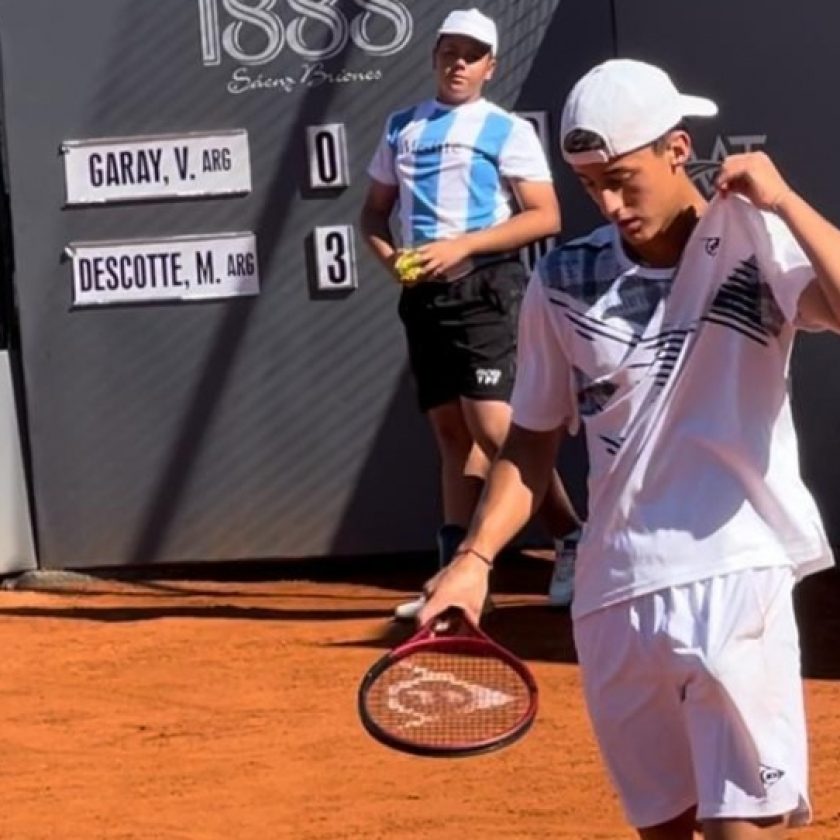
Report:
1,553,838,840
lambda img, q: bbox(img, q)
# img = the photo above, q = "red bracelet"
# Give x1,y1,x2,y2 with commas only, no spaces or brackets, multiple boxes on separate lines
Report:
454,547,494,568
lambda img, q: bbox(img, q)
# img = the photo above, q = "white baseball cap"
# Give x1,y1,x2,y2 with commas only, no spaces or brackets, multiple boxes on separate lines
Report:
437,8,498,56
560,59,718,164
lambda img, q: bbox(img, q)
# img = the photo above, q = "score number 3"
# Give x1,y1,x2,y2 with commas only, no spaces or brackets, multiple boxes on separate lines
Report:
314,225,357,291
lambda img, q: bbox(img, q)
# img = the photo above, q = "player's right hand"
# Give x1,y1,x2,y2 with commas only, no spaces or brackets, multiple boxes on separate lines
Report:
417,551,490,626
716,152,793,213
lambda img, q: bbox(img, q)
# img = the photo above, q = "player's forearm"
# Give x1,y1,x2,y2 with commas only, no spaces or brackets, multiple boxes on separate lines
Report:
360,207,398,270
460,205,561,255
464,461,539,560
463,425,562,561
775,190,840,328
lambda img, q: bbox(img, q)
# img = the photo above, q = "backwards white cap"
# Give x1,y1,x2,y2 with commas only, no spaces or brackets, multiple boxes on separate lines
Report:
561,59,718,164
437,8,498,56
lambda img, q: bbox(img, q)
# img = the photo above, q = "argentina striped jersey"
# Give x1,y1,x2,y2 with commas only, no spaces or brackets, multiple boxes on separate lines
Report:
367,98,551,247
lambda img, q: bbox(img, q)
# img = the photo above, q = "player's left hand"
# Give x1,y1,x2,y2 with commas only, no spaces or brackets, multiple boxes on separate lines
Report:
716,152,793,213
414,238,472,279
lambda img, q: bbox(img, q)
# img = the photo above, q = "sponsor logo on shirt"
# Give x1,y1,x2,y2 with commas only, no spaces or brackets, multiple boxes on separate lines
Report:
401,141,473,156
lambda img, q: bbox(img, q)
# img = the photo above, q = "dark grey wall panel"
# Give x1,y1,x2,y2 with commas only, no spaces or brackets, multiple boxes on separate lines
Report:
0,0,612,568
613,1,840,542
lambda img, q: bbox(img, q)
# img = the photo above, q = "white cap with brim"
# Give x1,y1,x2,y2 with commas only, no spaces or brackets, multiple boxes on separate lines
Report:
437,8,498,56
561,59,718,165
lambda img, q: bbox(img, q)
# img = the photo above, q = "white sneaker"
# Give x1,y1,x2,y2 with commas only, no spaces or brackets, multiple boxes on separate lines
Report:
548,537,577,608
394,594,427,622
393,592,495,622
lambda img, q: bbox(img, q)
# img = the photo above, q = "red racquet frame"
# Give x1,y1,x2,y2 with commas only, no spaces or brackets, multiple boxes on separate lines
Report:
357,608,538,757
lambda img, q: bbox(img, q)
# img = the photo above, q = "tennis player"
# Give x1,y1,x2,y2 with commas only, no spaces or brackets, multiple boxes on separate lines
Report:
420,58,838,839
360,8,581,621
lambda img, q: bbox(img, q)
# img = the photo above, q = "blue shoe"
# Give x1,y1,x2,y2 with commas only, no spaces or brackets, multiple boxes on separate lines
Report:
548,532,579,608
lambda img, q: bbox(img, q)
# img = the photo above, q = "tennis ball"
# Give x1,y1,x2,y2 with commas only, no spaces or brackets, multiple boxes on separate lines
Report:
394,249,424,284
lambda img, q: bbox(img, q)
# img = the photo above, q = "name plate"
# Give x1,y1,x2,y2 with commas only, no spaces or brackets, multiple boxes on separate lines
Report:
66,232,259,307
61,130,252,205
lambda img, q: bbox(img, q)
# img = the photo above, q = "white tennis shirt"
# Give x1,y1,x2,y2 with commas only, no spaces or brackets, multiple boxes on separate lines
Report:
367,97,551,248
512,195,833,619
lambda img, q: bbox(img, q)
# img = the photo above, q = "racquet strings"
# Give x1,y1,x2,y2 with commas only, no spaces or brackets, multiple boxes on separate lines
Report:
363,648,532,749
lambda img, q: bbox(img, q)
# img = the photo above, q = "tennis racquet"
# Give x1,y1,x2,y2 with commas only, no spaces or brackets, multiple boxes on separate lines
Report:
358,607,538,757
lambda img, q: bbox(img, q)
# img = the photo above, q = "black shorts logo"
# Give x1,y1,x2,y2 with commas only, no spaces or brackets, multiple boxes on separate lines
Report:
476,368,502,387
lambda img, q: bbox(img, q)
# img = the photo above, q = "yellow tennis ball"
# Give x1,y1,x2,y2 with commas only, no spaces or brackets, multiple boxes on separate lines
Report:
394,250,423,283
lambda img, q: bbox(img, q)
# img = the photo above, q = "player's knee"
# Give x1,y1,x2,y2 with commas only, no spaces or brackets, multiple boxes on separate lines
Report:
430,412,472,455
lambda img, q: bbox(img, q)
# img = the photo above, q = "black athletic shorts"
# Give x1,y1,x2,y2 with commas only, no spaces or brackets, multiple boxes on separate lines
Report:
397,256,527,412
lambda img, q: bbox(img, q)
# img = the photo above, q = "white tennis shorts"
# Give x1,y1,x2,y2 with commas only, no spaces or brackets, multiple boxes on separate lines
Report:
573,566,809,830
